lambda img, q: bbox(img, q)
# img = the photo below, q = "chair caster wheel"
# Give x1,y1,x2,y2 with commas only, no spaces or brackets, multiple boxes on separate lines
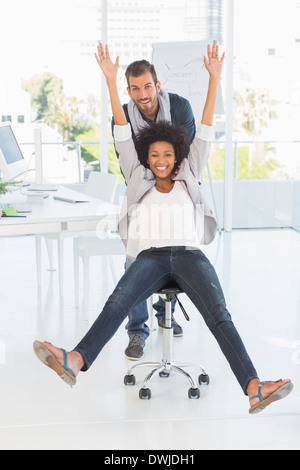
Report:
139,388,151,400
124,374,136,386
188,387,200,399
199,374,210,385
159,370,170,378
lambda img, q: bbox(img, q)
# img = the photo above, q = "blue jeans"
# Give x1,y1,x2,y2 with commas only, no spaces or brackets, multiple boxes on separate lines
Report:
125,257,176,338
74,247,258,394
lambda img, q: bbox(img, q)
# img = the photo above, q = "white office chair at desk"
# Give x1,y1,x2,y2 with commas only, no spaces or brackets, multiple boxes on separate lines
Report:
37,172,124,305
74,228,125,320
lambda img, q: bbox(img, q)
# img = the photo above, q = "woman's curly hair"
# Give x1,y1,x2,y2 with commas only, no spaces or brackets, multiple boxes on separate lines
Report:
134,121,190,171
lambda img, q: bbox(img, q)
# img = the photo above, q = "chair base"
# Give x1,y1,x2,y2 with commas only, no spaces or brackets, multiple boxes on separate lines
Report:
124,359,209,400
124,284,209,400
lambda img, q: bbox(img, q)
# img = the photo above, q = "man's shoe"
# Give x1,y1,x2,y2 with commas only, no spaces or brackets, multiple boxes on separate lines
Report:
157,317,183,337
125,334,146,361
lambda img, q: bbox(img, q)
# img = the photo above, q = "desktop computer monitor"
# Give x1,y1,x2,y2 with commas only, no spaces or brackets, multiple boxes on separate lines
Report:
0,122,26,181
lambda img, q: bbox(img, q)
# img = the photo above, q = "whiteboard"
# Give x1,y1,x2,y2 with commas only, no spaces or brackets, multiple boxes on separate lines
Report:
152,40,224,122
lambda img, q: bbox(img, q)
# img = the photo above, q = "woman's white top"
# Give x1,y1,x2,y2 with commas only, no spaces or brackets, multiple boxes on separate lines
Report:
126,181,202,259
114,122,218,248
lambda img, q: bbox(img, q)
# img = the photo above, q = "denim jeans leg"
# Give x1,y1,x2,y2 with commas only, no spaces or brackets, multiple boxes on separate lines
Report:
124,257,150,339
153,296,176,321
172,248,259,394
74,249,171,370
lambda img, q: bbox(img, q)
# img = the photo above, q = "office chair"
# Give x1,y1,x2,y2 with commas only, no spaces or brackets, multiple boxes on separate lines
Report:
74,228,125,321
124,283,209,399
37,172,122,299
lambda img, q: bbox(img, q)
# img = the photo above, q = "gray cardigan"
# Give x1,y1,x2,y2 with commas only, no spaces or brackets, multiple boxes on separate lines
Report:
115,123,217,248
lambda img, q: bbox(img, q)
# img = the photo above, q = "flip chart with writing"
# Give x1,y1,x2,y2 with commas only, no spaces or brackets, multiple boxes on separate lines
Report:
152,40,224,122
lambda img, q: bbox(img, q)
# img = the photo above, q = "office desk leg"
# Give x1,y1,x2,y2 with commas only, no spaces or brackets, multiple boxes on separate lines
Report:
83,255,90,321
35,235,42,289
57,234,64,298
45,238,55,272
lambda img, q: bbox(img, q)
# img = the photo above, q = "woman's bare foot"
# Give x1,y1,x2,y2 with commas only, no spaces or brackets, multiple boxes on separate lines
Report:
42,341,84,376
247,378,293,414
33,340,85,387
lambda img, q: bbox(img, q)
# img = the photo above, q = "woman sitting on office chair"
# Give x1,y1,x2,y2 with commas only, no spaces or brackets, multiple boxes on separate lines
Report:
34,43,293,414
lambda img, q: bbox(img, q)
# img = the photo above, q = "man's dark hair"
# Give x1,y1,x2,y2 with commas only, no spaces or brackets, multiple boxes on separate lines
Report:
125,60,158,87
134,121,190,171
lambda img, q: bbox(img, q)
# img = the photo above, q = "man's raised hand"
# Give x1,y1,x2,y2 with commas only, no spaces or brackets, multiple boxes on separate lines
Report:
95,43,120,82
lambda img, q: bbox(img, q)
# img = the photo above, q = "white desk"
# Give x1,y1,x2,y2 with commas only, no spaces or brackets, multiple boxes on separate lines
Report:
0,185,119,237
0,186,120,294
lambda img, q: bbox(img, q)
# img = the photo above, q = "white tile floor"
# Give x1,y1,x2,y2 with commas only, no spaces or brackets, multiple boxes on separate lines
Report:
0,228,299,450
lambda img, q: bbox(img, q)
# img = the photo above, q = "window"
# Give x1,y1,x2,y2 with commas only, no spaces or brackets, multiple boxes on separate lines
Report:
2,116,12,123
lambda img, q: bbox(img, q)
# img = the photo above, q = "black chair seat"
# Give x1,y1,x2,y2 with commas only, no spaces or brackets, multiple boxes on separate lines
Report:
156,283,188,320
156,284,183,295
